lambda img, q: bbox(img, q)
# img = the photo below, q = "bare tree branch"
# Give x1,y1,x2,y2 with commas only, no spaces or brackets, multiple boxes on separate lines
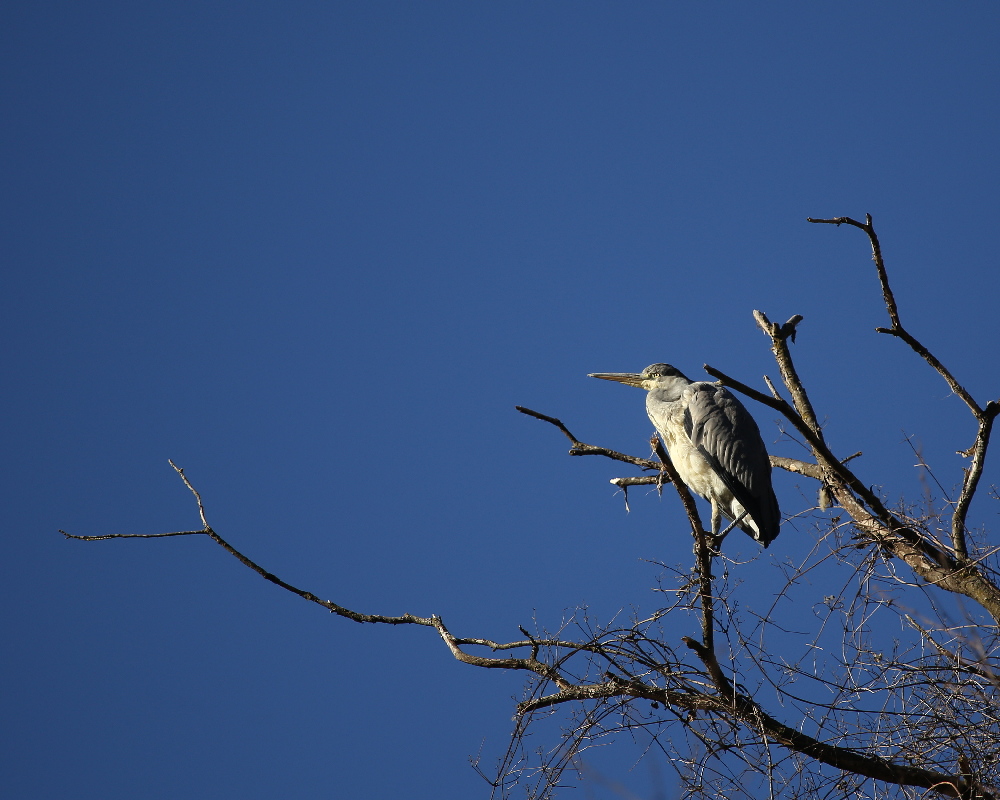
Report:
66,216,1000,800
956,406,1000,556
707,330,1000,623
808,214,1000,561
516,405,667,473
807,215,981,418
64,463,598,684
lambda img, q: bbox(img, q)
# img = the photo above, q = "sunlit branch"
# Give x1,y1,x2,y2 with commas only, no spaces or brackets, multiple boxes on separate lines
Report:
807,214,1000,560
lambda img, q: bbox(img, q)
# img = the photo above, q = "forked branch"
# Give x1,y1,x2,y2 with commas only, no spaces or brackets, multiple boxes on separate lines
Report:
709,330,1000,621
808,214,1000,559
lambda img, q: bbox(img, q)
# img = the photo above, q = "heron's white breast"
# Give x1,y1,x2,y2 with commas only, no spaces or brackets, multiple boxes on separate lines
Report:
646,395,737,510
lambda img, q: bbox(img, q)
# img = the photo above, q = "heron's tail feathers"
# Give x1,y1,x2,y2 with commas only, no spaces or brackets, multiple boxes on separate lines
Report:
726,494,781,548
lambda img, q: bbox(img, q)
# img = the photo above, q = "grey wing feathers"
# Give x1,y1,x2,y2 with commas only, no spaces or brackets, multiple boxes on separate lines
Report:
683,383,781,545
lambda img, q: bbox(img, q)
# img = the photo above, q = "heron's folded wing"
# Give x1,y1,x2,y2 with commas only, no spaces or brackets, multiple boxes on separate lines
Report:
683,383,780,544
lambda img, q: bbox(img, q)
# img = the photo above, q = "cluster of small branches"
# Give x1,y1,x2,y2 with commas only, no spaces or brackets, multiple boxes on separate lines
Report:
65,216,1000,799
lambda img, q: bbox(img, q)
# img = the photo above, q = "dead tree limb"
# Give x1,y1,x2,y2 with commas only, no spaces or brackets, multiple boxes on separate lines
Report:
808,214,1000,560
65,217,1000,800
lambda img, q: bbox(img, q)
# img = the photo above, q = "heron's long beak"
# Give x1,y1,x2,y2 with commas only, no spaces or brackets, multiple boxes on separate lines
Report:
588,372,646,388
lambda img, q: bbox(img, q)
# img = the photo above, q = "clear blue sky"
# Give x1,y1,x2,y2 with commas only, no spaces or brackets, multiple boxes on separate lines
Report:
3,3,999,798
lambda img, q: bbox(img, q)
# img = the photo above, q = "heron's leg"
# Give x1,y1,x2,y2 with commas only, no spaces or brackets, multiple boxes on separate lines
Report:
710,501,722,536
713,510,749,549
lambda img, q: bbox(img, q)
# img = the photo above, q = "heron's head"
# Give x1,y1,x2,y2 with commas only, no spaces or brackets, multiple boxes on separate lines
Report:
588,363,691,392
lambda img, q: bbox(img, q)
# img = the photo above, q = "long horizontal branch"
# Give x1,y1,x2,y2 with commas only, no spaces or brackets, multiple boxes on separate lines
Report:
63,462,599,685
63,525,439,626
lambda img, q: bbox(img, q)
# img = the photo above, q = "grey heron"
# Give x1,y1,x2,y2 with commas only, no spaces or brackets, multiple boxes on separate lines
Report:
590,364,780,547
